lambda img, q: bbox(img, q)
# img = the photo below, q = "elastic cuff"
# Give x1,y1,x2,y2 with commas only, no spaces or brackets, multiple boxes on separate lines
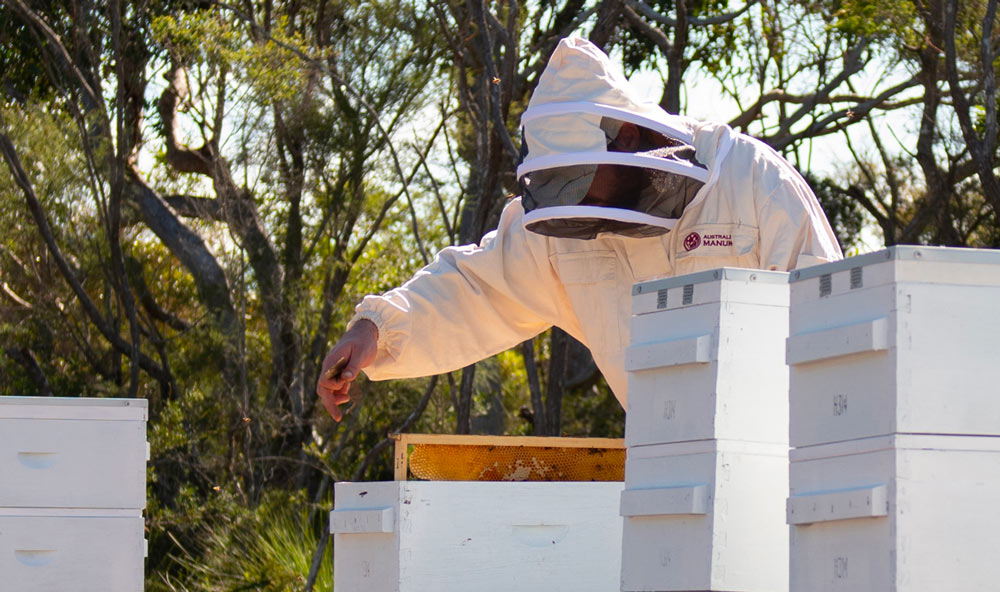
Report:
348,311,386,352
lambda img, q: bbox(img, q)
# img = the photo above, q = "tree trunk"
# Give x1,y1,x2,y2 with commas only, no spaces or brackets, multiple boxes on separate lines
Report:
456,363,476,434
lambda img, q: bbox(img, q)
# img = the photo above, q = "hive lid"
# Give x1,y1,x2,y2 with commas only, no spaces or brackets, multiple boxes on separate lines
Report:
632,267,789,314
0,396,147,420
633,267,789,296
790,245,1000,283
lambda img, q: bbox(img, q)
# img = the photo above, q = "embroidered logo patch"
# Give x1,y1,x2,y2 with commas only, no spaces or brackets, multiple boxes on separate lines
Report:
702,234,734,247
683,232,702,251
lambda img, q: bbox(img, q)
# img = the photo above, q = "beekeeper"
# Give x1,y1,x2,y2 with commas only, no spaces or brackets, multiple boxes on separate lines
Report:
316,37,842,420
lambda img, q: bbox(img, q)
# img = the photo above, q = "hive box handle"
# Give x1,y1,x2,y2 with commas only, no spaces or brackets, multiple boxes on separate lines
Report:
15,549,57,567
16,451,58,469
330,507,394,534
620,484,709,517
786,317,888,366
786,484,888,525
512,524,570,547
625,335,712,372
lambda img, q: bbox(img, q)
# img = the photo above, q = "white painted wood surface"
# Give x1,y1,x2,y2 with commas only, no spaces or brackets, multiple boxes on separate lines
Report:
621,439,789,592
786,484,887,524
0,417,147,508
631,268,791,315
0,512,145,592
788,434,1000,591
619,484,708,516
0,396,147,591
627,268,790,446
331,507,395,534
332,480,624,592
0,396,147,421
787,246,1000,447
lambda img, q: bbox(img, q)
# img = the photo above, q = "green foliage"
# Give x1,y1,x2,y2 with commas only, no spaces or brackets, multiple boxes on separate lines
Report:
805,173,867,251
0,2,72,101
562,382,625,438
831,0,919,40
151,10,311,105
148,488,331,592
0,102,126,399
619,0,738,75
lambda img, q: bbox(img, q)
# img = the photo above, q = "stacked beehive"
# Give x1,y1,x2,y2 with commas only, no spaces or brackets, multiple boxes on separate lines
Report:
622,268,791,592
0,396,148,591
331,434,627,592
332,479,625,592
785,246,1000,591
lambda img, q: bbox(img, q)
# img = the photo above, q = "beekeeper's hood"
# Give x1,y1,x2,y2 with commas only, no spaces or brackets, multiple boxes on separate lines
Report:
518,37,733,239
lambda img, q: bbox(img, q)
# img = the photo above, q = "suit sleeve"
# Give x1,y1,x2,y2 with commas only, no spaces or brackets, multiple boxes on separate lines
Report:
754,147,844,271
350,199,569,380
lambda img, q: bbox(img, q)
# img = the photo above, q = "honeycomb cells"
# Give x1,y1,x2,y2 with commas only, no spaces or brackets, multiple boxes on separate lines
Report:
407,444,624,481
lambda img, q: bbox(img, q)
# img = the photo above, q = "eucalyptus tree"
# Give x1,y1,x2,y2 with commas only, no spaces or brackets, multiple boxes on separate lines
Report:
673,0,999,247
0,0,445,498
790,0,1000,247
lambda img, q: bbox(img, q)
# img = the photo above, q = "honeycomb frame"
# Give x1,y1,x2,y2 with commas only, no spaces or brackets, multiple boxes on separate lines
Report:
391,433,625,482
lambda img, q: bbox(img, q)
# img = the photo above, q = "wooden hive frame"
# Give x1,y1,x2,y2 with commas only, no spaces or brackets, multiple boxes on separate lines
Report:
390,433,625,481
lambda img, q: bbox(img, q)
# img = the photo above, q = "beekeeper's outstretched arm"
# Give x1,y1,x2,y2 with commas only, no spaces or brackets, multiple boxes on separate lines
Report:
316,199,573,420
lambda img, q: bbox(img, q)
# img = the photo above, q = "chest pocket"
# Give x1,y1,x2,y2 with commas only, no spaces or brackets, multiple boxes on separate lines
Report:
550,251,621,352
673,223,759,275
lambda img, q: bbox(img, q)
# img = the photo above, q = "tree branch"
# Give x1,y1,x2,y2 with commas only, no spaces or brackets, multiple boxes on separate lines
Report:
157,62,214,176
0,119,170,384
834,183,891,238
2,0,103,112
4,347,54,396
126,175,238,334
468,0,520,165
163,193,227,221
771,39,870,140
625,0,759,27
765,74,922,151
622,4,673,55
126,256,190,332
944,0,1000,214
520,338,545,435
729,85,922,132
109,0,142,398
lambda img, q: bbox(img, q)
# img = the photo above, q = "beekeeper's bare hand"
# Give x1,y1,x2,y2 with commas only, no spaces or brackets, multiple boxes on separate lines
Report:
316,319,378,421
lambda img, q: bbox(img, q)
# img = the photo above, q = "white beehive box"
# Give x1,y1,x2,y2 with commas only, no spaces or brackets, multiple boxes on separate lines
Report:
0,396,148,592
787,434,1000,591
621,439,789,592
331,480,624,592
786,246,1000,448
627,268,790,447
0,508,146,591
0,396,148,509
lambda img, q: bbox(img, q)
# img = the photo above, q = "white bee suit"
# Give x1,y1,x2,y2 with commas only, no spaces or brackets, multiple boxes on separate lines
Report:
351,37,841,406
